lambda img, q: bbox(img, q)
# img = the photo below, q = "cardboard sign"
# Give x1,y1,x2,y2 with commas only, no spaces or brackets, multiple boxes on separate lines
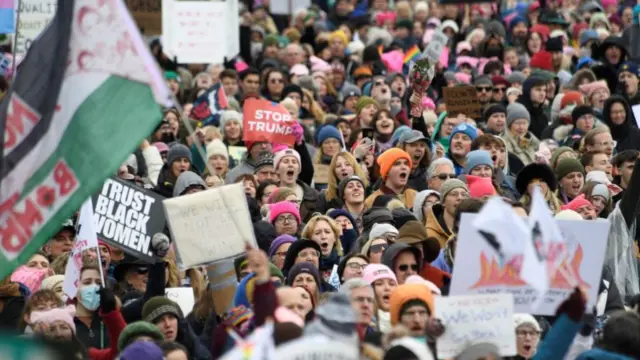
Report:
14,0,57,57
436,294,516,359
162,0,239,64
165,287,195,316
124,0,161,35
92,177,166,261
423,29,448,63
443,86,482,119
163,183,256,268
190,83,228,127
274,336,359,360
243,98,295,146
450,214,609,315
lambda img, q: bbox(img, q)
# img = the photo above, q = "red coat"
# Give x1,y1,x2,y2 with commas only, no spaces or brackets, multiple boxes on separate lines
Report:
420,264,451,290
88,310,126,360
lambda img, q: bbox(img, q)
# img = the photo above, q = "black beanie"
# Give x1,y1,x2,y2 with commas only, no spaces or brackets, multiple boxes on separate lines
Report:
282,84,303,100
483,103,507,123
545,36,564,52
571,105,594,126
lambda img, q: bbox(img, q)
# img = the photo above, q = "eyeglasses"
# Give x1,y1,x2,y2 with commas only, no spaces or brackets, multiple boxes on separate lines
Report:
297,249,320,259
516,330,541,338
596,140,617,148
398,264,418,272
476,86,493,93
435,173,456,181
276,215,297,224
493,87,505,93
369,244,387,254
346,262,367,270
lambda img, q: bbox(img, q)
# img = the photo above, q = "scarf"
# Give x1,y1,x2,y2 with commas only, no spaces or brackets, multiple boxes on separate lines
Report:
319,248,340,272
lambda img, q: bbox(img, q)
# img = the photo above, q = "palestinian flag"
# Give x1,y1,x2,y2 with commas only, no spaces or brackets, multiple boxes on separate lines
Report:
0,0,171,279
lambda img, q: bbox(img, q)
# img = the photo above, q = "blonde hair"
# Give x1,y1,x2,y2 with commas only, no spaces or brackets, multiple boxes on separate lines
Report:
326,152,369,202
301,215,344,256
521,190,562,214
280,97,299,119
165,253,206,301
203,126,223,143
582,126,610,153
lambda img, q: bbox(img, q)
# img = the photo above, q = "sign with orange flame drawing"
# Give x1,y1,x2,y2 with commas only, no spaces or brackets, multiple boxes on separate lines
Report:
450,214,609,315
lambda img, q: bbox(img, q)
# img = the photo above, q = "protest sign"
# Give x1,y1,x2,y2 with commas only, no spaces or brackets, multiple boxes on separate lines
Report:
422,29,448,63
14,0,57,57
165,287,195,316
92,177,166,262
228,146,247,163
274,336,359,360
190,83,229,127
269,0,311,15
162,0,239,64
163,183,256,268
220,323,276,360
443,86,482,119
124,0,161,35
243,98,296,146
63,199,99,298
450,214,609,315
436,294,516,359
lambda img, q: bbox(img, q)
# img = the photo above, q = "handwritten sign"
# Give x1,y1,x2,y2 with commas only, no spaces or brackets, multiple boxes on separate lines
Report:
124,0,161,35
14,0,57,57
243,98,296,146
423,29,448,64
450,214,609,315
165,287,195,316
92,177,166,262
162,0,239,64
163,183,256,268
436,294,516,359
274,336,359,360
443,86,482,119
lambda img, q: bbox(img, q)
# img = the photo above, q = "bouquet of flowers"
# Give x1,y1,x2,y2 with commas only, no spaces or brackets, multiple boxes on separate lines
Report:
408,58,435,117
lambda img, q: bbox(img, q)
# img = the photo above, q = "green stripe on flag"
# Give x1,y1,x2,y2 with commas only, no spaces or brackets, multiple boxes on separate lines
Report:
0,77,162,280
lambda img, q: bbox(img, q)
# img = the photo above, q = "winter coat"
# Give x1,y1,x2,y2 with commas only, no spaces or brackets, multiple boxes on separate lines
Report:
364,184,417,210
425,204,451,248
154,164,201,198
87,310,127,360
141,144,163,187
502,130,540,167
531,314,581,359
517,82,550,139
224,152,256,184
407,166,429,192
297,179,319,223
74,313,109,350
602,95,640,152
121,261,166,323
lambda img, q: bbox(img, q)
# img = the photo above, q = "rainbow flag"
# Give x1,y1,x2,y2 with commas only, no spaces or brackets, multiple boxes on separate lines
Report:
403,44,420,64
0,0,14,34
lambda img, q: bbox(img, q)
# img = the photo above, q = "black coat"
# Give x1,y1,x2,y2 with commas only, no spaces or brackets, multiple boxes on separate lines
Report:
602,95,640,152
517,80,550,139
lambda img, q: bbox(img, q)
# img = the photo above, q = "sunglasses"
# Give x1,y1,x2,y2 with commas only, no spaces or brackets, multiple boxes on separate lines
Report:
398,264,419,272
476,86,493,93
493,87,505,93
136,266,149,274
369,244,387,254
435,173,456,181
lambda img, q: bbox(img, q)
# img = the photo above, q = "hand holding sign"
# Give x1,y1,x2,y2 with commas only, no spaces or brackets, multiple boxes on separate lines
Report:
243,99,296,146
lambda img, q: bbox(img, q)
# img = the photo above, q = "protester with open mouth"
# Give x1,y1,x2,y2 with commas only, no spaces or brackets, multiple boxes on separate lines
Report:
447,123,478,176
316,152,368,215
355,96,380,129
389,283,434,338
397,130,432,192
513,313,542,359
372,109,397,154
155,144,197,198
555,158,586,205
335,175,367,233
362,264,397,333
301,216,344,283
205,139,230,180
365,148,417,209
274,148,317,222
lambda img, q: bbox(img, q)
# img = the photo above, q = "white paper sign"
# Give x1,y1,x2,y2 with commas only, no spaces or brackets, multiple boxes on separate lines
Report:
422,29,448,63
14,0,57,57
435,294,516,359
450,214,609,315
63,198,100,298
631,104,640,128
274,336,359,360
162,0,239,64
163,183,256,268
165,287,195,316
269,0,311,15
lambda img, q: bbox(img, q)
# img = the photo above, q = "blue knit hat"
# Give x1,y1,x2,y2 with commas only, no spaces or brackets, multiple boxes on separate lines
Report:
449,123,478,143
619,61,640,78
391,125,412,145
464,150,494,174
316,125,343,146
579,29,599,47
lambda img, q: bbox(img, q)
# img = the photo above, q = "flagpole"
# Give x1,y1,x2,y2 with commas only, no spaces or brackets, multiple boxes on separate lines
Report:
11,0,21,76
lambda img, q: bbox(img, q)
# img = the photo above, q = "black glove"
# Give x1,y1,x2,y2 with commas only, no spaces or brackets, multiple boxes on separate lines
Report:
98,287,117,313
580,308,597,337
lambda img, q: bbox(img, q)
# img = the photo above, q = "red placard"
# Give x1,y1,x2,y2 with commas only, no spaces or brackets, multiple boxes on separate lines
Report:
243,98,295,146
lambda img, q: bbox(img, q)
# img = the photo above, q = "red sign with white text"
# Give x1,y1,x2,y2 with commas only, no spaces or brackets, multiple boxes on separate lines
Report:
243,99,295,146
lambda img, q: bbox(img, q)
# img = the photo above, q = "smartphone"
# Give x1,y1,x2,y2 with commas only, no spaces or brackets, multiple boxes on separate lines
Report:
362,127,375,140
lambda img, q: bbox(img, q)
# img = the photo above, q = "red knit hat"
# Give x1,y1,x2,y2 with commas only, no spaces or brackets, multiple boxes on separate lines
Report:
530,24,550,41
491,75,510,87
529,51,553,71
467,175,497,198
560,91,584,109
377,148,412,179
561,194,593,212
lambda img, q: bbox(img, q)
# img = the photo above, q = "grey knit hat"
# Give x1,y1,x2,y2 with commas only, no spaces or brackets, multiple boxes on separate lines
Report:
439,178,469,199
304,292,358,344
167,143,192,166
507,102,531,129
338,175,365,200
474,75,493,87
340,82,361,103
219,110,243,131
507,71,526,85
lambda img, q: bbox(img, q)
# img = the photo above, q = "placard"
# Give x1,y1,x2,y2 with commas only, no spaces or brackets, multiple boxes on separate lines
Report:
450,214,609,315
435,294,516,359
443,86,482,119
422,29,447,63
124,0,161,35
274,336,359,360
162,0,239,64
165,287,195,316
14,0,57,57
228,146,247,163
63,199,100,298
269,0,311,15
163,183,256,268
92,177,166,261
243,98,295,146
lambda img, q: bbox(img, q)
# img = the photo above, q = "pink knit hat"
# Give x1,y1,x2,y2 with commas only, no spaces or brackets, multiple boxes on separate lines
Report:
273,148,301,170
579,80,609,98
422,97,436,111
455,56,479,69
561,194,593,212
269,201,301,224
467,175,497,198
11,266,48,293
455,72,472,84
310,56,331,73
30,305,77,333
289,64,310,76
362,264,397,285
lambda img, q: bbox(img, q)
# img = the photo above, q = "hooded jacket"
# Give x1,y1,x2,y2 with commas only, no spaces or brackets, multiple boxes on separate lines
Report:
602,95,640,152
381,243,423,275
173,171,207,197
425,204,451,248
412,190,440,224
517,77,550,139
224,151,256,184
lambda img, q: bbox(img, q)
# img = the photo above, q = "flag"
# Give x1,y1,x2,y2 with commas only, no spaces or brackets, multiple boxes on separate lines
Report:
190,83,229,127
403,44,420,64
0,0,14,34
63,198,99,298
0,0,171,280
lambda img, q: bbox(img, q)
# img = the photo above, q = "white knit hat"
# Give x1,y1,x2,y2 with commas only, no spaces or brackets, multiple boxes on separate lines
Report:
513,313,541,332
219,110,243,131
368,223,399,241
206,139,229,162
